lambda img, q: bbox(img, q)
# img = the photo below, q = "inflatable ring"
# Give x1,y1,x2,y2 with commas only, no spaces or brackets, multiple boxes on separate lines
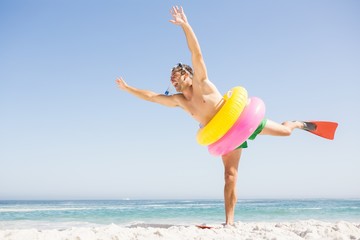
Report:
196,86,248,146
208,97,266,156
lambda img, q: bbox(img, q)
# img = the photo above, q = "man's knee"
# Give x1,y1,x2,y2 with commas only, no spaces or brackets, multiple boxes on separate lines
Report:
222,149,241,186
224,170,238,185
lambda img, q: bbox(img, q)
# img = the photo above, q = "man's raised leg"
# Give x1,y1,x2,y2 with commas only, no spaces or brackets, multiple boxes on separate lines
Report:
260,119,304,136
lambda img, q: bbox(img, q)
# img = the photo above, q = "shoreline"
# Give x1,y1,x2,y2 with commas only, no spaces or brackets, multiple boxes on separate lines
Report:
2,217,360,230
1,199,359,238
1,220,360,240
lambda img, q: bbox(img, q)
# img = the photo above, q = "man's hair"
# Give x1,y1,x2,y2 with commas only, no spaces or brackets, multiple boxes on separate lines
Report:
172,63,193,77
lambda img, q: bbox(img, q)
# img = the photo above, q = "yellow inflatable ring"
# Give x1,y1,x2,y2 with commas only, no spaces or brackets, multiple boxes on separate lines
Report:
196,86,248,146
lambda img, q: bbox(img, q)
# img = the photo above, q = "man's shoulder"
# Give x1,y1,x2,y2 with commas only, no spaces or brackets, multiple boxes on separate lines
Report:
194,78,220,93
171,93,186,102
173,93,185,97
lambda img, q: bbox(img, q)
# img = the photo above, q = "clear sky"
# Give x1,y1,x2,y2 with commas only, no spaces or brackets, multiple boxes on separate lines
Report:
1,0,359,200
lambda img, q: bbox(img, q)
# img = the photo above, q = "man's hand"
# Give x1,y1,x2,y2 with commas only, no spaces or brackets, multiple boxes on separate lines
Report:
169,6,188,26
116,77,128,91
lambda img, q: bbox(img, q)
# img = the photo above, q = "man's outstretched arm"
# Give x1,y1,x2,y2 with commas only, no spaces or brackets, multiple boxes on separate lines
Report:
116,77,179,107
170,6,208,82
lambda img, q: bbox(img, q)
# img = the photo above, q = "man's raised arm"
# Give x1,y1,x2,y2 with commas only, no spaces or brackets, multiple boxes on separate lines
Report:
170,6,208,82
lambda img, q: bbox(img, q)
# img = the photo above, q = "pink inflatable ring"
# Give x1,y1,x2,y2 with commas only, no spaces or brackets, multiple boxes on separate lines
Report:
208,97,266,156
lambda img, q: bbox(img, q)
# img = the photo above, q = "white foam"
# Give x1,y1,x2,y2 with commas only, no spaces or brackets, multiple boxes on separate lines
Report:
0,207,94,213
0,220,359,240
0,220,102,230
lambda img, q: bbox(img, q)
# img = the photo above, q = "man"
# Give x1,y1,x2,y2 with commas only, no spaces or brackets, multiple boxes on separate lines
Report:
117,6,312,225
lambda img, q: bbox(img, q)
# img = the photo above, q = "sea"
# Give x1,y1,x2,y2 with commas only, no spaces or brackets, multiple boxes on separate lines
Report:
1,199,359,230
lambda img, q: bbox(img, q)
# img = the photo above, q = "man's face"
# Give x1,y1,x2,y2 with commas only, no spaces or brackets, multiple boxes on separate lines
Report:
170,70,185,91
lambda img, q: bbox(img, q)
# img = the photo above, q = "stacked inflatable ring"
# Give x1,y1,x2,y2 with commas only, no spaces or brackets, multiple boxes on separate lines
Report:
196,86,266,156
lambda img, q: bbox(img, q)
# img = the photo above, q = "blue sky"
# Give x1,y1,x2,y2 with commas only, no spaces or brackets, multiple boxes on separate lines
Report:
1,0,359,200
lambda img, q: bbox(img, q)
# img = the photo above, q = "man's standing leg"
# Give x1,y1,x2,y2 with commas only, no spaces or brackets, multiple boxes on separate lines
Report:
222,148,242,225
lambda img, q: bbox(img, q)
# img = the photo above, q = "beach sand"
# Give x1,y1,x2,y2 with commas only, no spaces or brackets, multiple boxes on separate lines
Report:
1,220,360,240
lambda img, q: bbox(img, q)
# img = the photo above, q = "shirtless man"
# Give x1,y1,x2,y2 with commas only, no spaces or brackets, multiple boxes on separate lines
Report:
116,6,305,225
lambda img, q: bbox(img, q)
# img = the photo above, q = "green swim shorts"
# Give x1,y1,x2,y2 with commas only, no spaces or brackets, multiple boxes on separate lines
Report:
236,118,267,149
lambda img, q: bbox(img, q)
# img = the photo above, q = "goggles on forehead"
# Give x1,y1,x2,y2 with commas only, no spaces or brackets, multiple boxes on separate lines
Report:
171,63,188,74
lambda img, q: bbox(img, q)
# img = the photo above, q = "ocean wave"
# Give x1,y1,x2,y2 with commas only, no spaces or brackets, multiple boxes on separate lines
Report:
0,207,94,213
